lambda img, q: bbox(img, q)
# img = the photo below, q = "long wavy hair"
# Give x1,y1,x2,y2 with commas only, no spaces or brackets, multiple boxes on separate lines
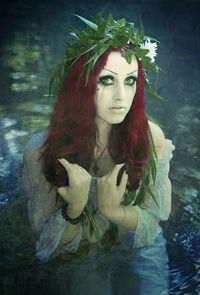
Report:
41,48,150,191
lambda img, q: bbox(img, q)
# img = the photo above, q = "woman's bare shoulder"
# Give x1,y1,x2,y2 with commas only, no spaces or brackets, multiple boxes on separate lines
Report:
148,120,165,155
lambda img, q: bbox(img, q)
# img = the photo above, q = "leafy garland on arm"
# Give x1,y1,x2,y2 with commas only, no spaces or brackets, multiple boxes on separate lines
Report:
47,11,167,250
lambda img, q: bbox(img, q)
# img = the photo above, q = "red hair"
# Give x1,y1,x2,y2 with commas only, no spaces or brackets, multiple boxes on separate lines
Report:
41,48,150,189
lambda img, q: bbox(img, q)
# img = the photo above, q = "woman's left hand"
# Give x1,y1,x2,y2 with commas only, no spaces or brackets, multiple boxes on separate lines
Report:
96,164,128,217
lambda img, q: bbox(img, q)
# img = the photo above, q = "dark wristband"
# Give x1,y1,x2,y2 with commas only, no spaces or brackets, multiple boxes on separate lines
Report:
61,203,85,225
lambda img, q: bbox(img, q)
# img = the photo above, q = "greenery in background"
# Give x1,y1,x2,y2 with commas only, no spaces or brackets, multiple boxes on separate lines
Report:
2,33,57,93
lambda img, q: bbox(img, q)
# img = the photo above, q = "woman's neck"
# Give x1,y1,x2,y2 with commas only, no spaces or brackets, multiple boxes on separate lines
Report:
95,118,111,147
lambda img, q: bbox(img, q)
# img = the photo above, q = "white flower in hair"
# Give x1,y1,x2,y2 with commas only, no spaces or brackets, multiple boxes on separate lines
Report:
140,38,157,63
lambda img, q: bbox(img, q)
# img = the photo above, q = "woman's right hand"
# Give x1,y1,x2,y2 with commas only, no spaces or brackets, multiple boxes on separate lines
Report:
57,159,91,210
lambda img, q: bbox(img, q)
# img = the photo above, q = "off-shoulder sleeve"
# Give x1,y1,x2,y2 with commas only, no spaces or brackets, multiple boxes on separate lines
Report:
22,131,82,262
132,139,175,248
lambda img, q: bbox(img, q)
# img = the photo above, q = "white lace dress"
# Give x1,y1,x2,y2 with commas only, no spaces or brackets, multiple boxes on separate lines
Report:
22,130,175,263
22,130,175,294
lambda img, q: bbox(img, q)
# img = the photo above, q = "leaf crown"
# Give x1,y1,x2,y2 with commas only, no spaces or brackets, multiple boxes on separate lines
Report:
49,11,166,105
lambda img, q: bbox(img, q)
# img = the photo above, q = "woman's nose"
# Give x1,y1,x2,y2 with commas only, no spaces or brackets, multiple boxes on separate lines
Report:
113,83,126,101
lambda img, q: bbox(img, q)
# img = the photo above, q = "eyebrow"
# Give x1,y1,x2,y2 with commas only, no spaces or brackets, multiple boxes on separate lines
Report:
103,69,138,76
104,68,118,75
126,70,138,75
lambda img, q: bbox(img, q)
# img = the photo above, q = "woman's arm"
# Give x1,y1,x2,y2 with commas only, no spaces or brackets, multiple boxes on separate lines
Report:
22,132,84,261
130,123,175,247
97,122,173,234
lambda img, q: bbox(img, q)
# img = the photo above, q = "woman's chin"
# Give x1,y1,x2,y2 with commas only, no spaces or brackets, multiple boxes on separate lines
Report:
110,116,126,125
95,113,126,126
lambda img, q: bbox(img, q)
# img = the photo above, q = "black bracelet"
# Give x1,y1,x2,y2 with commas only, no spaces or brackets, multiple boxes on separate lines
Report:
61,203,85,225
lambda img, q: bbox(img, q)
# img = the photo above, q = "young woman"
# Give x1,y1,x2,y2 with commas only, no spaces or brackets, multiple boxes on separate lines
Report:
22,13,175,295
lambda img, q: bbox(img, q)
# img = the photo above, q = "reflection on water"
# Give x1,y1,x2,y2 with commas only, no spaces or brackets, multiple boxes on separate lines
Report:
0,117,20,129
5,129,29,155
2,36,54,93
0,0,200,294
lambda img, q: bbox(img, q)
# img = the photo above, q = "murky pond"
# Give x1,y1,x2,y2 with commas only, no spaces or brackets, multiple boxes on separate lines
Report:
0,0,200,294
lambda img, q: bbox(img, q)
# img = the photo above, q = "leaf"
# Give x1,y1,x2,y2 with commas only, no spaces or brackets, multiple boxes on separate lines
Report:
123,191,136,206
121,49,134,64
49,57,66,96
146,186,158,207
95,5,108,23
142,57,157,71
145,81,167,104
84,44,109,67
83,43,98,55
69,32,79,39
148,125,158,185
95,214,105,222
65,40,72,48
117,18,126,26
139,18,145,40
68,27,81,36
110,30,128,48
134,46,149,59
89,222,94,236
98,36,111,44
83,43,110,85
74,14,98,31
107,13,115,26
144,35,160,43
154,69,159,90
147,114,167,129
85,60,93,85
127,21,135,26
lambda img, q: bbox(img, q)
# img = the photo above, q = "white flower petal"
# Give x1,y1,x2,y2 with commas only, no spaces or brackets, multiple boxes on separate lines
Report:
140,38,157,63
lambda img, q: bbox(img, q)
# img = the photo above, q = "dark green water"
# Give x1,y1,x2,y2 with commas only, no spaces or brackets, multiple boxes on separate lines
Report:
0,0,200,294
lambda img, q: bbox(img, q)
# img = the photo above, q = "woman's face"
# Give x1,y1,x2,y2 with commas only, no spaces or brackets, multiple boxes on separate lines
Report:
94,51,138,127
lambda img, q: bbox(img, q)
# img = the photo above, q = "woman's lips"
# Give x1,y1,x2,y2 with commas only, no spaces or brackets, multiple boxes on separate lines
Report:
109,106,126,113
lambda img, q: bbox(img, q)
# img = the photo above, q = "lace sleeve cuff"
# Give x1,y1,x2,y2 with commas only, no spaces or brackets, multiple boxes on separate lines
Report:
131,139,175,248
36,209,82,262
132,205,162,248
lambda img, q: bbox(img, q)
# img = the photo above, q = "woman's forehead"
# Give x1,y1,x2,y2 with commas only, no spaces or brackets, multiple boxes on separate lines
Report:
99,51,138,76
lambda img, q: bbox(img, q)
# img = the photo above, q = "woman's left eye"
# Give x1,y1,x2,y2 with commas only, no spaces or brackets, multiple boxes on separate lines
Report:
125,76,137,86
98,75,114,86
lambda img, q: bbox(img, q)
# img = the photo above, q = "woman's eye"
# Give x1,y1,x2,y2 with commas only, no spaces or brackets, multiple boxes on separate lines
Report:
98,76,114,86
125,76,137,86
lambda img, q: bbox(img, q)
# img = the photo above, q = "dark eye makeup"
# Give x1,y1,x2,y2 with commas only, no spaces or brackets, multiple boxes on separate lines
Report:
97,75,114,86
97,75,138,86
125,76,138,85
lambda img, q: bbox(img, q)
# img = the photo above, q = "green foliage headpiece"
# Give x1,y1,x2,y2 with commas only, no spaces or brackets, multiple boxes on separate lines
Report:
50,11,165,105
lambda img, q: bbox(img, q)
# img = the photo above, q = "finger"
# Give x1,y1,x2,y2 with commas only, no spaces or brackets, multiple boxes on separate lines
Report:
57,159,77,186
103,170,111,179
118,170,128,191
58,160,85,173
57,186,67,196
110,163,126,180
57,158,73,172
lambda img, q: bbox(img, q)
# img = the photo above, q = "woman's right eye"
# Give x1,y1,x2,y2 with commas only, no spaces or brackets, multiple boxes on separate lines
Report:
98,76,114,86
